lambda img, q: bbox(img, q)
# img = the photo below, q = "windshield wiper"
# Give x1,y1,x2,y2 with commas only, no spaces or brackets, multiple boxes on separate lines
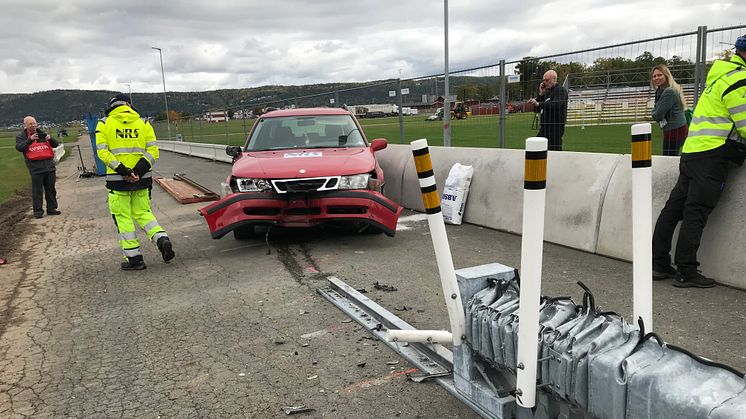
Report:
339,127,360,143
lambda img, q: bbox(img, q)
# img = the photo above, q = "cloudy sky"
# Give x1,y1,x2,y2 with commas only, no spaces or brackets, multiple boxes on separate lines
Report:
0,0,743,94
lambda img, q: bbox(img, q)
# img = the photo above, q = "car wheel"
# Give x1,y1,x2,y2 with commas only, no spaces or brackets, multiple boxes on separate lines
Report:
233,225,255,240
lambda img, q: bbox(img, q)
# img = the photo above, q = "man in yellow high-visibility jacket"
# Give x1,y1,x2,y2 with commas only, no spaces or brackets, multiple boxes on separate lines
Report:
96,94,175,270
652,35,746,288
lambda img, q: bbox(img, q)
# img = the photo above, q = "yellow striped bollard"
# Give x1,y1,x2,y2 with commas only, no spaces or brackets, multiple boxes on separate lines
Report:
631,123,653,331
410,139,465,346
516,137,548,409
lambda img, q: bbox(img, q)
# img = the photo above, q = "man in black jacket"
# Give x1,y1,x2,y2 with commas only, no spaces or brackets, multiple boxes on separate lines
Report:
528,70,569,151
15,116,61,218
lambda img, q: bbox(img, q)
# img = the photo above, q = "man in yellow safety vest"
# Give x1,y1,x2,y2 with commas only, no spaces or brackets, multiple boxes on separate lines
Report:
652,35,746,288
96,93,175,270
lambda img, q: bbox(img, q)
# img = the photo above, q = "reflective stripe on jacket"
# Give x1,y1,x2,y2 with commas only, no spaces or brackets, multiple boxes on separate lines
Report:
682,54,746,154
95,105,159,190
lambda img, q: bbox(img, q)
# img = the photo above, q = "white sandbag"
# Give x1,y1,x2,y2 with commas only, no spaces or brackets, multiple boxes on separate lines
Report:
54,145,66,163
442,163,474,225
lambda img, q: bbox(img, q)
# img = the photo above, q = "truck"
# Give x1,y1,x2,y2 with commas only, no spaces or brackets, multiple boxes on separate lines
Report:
363,104,398,117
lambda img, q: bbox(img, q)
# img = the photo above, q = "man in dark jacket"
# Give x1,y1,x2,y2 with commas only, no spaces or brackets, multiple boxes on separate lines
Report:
15,116,61,218
528,70,569,151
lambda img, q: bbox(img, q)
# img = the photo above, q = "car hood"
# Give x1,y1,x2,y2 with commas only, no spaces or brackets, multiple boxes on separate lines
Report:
232,147,376,179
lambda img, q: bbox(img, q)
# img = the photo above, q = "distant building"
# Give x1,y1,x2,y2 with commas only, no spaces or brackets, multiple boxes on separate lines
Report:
205,111,228,123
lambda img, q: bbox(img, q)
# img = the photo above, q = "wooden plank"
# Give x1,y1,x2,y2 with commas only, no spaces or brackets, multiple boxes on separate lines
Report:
154,177,220,204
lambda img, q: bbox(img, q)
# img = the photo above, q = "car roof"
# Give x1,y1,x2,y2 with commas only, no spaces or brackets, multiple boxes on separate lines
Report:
262,108,352,118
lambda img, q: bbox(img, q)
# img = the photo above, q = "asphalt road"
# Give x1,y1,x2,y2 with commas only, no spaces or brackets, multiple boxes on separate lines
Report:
1,139,744,418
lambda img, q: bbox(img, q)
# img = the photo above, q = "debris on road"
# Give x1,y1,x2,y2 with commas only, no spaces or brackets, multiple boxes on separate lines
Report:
282,405,315,415
408,371,450,383
373,281,397,292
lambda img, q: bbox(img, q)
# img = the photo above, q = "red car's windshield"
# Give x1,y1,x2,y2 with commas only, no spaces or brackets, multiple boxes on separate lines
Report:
246,115,366,151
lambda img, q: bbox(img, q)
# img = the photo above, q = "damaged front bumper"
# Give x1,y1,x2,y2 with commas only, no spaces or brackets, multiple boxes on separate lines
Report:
198,190,403,238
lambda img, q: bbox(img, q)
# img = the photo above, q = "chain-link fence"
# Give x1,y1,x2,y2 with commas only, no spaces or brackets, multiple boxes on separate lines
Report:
151,24,745,155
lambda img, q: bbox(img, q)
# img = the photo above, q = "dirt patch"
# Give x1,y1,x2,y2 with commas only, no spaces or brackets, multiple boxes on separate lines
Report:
0,190,32,259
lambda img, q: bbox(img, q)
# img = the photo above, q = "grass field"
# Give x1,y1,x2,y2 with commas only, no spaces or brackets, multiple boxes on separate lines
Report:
152,112,669,156
0,131,32,204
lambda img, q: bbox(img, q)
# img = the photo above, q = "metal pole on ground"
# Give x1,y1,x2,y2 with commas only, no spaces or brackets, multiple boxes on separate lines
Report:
410,138,464,344
515,136,548,409
631,123,653,330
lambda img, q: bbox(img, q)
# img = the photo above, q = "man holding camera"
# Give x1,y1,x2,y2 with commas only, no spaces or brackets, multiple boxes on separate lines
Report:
652,34,746,288
528,70,569,151
15,115,61,218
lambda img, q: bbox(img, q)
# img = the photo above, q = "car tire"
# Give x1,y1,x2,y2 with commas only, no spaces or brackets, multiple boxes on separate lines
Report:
233,225,255,240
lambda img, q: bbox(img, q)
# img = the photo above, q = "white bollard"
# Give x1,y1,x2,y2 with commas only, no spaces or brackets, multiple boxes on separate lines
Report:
410,138,465,346
515,137,548,408
631,123,653,331
384,329,453,344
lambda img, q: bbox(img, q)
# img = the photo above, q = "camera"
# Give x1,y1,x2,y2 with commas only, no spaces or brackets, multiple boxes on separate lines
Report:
36,129,46,142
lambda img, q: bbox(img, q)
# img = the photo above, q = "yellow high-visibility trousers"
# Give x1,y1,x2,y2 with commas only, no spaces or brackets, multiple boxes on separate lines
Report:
108,189,167,258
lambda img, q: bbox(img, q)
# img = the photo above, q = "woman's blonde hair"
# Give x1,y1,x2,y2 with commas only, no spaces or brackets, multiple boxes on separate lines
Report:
651,64,687,109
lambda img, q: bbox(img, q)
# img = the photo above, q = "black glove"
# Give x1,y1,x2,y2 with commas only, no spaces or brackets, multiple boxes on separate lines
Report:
114,163,134,177
723,140,746,166
132,158,151,177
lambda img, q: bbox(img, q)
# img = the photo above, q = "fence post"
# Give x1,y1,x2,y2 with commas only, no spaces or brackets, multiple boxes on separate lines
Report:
694,25,708,108
189,116,194,142
499,59,506,148
443,0,451,147
224,109,230,144
398,78,404,144
242,111,248,139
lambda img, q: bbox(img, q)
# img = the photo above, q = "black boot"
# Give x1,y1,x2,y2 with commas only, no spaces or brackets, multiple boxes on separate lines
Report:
157,237,175,262
121,255,146,271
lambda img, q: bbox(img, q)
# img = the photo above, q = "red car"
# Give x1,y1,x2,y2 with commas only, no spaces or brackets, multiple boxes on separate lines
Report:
199,108,403,239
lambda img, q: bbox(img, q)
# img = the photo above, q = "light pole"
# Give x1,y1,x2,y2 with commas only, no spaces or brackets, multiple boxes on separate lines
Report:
124,83,133,106
151,46,172,140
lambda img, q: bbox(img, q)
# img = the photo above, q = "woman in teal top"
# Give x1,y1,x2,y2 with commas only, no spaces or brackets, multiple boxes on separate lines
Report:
651,64,688,156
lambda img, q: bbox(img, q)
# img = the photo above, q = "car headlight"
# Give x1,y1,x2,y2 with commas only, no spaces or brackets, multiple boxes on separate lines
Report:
234,178,272,192
338,174,370,190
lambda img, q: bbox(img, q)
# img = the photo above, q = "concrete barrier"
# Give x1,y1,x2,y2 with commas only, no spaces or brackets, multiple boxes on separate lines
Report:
375,144,409,204
158,140,746,289
597,156,680,260
394,145,619,253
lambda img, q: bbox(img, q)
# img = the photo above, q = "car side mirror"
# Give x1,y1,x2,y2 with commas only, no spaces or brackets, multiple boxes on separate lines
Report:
370,138,387,152
226,145,242,160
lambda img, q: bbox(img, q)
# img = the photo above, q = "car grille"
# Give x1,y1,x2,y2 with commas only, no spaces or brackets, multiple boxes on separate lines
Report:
272,177,338,193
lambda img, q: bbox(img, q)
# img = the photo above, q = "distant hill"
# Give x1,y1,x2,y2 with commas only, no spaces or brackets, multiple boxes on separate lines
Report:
0,76,500,126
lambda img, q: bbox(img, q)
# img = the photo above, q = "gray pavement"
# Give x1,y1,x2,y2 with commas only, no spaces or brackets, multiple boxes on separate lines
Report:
1,138,744,418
